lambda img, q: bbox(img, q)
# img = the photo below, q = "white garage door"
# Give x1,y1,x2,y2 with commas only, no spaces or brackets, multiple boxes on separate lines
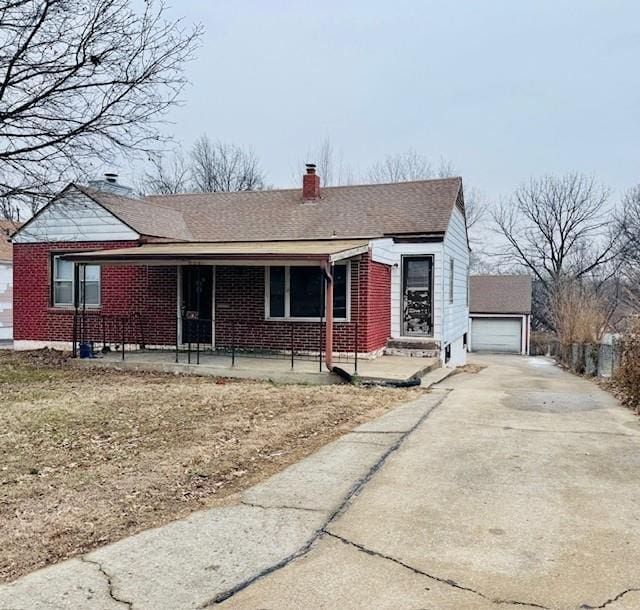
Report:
471,317,522,353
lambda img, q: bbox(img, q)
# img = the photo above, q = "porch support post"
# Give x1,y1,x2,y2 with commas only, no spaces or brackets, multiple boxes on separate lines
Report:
322,260,334,371
72,262,80,357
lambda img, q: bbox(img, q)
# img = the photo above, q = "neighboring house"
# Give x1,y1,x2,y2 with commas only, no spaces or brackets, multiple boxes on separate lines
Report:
0,220,19,340
11,167,470,367
468,275,532,355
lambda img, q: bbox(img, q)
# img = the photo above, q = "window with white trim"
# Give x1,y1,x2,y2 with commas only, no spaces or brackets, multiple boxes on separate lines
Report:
52,255,101,307
266,264,349,320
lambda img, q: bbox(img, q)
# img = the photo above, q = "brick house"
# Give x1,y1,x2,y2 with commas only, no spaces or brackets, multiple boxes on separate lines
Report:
0,220,19,340
11,166,470,368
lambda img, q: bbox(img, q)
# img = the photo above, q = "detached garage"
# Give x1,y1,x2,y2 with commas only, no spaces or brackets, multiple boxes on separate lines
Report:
469,275,532,355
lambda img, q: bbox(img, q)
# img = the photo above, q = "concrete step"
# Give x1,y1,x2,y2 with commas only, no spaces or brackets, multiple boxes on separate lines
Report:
385,338,439,359
420,366,455,388
386,338,439,350
385,347,440,358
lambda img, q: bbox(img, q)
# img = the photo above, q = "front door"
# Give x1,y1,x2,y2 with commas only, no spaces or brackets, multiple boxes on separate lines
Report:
181,266,213,344
402,256,433,336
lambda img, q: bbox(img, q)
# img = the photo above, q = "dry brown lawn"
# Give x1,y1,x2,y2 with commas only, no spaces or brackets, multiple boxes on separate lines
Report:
0,350,422,583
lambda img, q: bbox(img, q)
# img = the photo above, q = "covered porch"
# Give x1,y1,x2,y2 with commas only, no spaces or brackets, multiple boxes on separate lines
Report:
72,349,438,385
63,239,434,383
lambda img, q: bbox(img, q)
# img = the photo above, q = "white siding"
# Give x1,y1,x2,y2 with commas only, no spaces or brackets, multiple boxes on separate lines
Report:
13,190,139,243
442,206,470,346
0,262,12,339
371,238,444,340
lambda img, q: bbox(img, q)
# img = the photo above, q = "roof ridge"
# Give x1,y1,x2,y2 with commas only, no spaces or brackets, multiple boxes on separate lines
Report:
76,183,194,241
78,184,182,212
142,176,463,201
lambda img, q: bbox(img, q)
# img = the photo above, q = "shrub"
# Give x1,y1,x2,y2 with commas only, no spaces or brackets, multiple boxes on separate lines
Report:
615,318,640,413
530,331,556,356
550,281,609,345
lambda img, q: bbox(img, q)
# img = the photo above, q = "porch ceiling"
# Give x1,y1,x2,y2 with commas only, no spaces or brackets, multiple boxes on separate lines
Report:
63,239,370,265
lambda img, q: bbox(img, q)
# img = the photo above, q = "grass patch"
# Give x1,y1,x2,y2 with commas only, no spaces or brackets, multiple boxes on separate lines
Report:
0,349,423,582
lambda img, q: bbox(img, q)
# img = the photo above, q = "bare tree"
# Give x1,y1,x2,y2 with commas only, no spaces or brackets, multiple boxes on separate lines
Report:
296,137,354,186
617,185,640,311
492,174,625,332
0,0,202,218
190,135,265,192
462,186,485,234
368,150,434,184
140,151,191,195
492,174,621,290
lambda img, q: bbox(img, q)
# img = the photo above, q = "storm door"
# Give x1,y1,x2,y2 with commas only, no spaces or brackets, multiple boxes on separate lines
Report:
181,266,213,344
401,256,433,336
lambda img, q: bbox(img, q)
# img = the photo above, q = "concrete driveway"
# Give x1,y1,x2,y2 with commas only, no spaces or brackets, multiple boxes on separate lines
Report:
222,355,640,609
2,355,639,609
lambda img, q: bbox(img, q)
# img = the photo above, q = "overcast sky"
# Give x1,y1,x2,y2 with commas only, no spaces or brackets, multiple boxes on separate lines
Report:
129,0,639,208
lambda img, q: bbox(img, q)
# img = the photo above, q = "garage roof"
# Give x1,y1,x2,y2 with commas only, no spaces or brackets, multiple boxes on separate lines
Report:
469,275,532,314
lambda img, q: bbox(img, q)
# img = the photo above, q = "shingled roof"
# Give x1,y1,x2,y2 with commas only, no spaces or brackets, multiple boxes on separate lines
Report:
76,185,193,241
76,177,463,242
469,275,532,315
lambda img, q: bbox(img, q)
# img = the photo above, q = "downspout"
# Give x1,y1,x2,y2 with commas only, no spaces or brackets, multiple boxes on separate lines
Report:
321,259,334,371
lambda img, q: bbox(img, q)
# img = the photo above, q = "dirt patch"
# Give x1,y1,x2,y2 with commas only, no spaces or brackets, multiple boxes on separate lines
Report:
0,350,423,583
450,363,487,376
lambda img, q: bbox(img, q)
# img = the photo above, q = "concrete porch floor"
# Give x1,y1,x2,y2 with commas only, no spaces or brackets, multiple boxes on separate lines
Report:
72,349,439,385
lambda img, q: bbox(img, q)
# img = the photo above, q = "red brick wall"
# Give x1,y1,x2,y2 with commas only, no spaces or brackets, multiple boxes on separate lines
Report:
364,260,392,351
14,243,391,353
13,241,177,345
214,255,390,353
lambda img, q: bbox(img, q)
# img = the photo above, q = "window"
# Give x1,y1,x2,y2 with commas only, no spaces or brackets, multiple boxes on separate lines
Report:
449,257,454,303
402,256,433,337
269,266,285,317
266,264,349,320
52,255,101,307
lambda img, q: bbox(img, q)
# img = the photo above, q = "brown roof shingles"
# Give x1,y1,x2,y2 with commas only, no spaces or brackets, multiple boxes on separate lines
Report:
77,186,193,241
82,177,463,242
469,275,532,315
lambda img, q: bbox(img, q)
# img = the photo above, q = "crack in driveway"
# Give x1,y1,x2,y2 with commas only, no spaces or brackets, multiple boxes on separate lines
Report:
239,500,326,513
579,588,640,609
204,392,450,606
79,557,133,609
323,531,552,609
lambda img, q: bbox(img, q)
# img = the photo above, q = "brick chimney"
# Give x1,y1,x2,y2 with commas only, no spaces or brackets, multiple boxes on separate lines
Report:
303,163,320,201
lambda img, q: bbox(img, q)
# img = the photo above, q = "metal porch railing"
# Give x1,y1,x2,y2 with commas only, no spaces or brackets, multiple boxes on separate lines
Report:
72,311,360,374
